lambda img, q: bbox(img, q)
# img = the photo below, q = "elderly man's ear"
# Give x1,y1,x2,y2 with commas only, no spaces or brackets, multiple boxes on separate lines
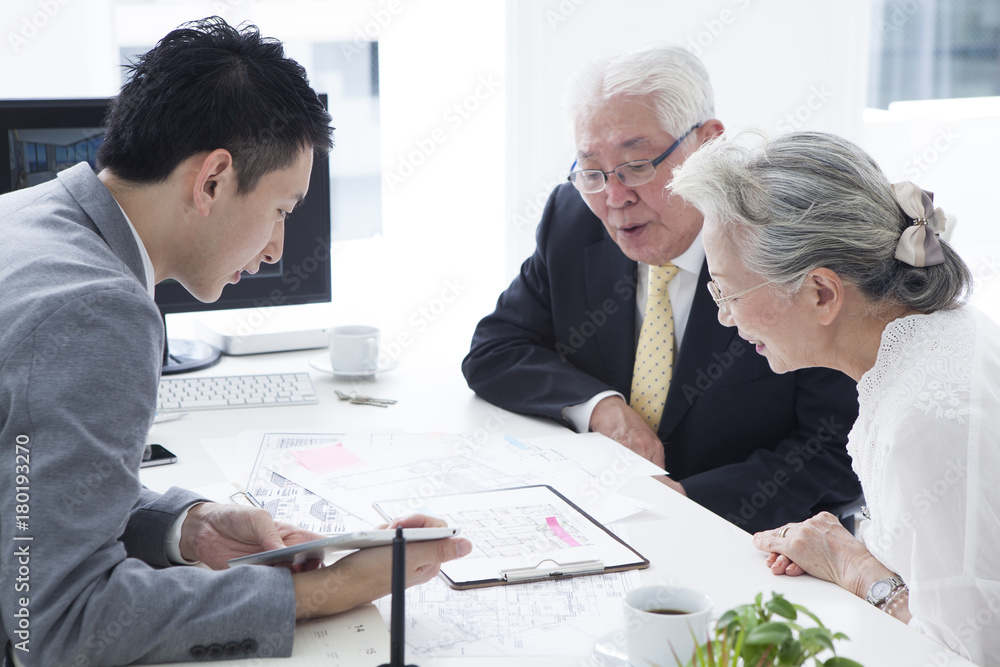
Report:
807,268,844,326
695,118,725,145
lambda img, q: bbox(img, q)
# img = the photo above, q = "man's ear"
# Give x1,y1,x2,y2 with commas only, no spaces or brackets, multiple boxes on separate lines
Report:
695,118,725,145
192,149,235,217
807,268,844,326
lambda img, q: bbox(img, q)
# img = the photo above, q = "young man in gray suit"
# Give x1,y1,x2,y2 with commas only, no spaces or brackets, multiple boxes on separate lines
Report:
0,18,469,666
463,45,862,534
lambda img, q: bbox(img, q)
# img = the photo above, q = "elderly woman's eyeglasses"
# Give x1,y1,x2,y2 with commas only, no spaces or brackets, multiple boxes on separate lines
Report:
567,124,702,194
706,278,771,313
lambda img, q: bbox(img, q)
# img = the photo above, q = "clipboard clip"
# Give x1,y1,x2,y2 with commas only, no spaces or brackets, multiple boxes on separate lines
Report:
501,558,605,582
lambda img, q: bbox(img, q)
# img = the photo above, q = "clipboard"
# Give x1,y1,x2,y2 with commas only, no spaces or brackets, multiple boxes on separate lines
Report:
373,485,648,589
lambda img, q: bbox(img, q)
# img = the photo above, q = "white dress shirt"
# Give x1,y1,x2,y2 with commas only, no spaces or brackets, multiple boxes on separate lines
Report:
117,202,156,298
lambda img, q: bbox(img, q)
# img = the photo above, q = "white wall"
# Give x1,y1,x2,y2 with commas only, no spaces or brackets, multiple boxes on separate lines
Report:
3,0,119,97
862,100,1000,323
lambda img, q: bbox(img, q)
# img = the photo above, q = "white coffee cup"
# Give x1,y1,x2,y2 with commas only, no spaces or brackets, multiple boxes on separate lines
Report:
329,325,381,374
624,585,713,667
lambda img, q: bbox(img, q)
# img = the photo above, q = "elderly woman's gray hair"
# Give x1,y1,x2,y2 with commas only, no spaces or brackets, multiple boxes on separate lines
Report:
668,130,972,313
561,44,714,140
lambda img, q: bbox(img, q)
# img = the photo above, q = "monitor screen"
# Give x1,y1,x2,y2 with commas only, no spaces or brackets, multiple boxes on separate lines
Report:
0,97,332,317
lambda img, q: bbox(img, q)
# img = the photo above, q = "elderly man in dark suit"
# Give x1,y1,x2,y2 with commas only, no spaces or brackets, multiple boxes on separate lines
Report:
462,44,861,534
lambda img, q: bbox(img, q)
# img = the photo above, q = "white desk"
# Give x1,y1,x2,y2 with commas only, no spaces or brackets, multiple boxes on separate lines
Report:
142,346,973,667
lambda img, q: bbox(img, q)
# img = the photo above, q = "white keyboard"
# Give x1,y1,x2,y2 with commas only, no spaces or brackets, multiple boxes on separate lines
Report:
156,372,319,412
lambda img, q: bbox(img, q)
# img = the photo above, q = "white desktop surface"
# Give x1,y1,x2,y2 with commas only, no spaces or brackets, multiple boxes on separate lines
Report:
142,346,973,667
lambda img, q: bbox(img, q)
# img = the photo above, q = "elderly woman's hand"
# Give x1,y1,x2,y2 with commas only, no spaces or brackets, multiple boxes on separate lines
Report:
752,511,894,598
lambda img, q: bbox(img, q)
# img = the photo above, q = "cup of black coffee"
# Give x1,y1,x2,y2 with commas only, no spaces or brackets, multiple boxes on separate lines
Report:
623,585,713,666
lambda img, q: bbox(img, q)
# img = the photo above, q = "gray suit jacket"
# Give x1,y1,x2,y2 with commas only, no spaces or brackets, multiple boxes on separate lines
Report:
0,164,295,665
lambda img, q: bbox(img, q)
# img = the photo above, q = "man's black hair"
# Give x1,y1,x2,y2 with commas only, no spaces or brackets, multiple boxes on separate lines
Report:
97,16,333,194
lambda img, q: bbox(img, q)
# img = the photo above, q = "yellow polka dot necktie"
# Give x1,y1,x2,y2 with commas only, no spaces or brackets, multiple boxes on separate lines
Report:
630,263,680,433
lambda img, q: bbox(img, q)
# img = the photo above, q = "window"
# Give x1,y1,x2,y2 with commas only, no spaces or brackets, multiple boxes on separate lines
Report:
869,0,1000,108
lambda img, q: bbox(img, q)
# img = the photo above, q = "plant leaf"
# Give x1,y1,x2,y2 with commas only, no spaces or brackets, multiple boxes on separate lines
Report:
822,657,866,667
776,638,803,664
706,592,861,667
733,622,747,660
799,627,836,654
744,622,794,646
766,595,798,620
718,609,741,631
792,604,825,628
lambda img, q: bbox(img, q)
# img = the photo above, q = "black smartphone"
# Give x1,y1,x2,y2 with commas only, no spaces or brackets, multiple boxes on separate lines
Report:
140,444,178,468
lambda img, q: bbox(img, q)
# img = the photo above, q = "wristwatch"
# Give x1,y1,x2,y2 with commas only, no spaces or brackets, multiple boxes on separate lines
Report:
865,576,905,607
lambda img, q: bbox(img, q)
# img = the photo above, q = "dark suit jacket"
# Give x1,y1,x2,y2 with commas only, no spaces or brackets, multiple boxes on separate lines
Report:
462,183,862,533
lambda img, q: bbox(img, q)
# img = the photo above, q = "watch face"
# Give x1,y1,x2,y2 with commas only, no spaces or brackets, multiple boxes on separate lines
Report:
871,580,892,599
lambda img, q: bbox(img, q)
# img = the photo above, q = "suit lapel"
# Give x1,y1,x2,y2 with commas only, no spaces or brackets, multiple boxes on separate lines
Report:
659,259,740,438
584,235,637,395
57,163,147,288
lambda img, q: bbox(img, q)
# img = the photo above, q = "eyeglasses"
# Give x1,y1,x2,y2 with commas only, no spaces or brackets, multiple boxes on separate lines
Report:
706,278,771,313
567,123,702,194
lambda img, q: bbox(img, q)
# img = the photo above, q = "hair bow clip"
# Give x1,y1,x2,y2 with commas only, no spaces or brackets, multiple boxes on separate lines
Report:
891,181,948,268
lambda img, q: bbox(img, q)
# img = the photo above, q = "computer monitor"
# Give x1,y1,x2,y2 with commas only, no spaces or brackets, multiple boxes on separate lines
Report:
0,97,332,374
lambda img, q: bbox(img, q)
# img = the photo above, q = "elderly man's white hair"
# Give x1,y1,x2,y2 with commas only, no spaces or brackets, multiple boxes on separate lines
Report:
562,43,715,141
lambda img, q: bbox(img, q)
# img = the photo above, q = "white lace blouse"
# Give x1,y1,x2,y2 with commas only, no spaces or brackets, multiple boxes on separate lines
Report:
850,307,1000,664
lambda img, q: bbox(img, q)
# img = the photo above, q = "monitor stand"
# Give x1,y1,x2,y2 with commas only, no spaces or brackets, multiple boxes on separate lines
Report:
161,313,221,375
192,303,331,356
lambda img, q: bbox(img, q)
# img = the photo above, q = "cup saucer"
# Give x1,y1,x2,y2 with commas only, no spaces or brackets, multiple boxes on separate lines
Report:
309,354,399,377
591,631,629,666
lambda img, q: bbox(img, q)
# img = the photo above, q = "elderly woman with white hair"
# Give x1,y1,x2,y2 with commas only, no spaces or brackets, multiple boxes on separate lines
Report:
669,130,1000,664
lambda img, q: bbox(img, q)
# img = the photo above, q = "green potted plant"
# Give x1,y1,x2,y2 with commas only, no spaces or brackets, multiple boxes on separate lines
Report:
684,592,864,667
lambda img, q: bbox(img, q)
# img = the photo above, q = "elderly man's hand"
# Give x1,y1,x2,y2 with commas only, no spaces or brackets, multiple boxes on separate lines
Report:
590,395,666,469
